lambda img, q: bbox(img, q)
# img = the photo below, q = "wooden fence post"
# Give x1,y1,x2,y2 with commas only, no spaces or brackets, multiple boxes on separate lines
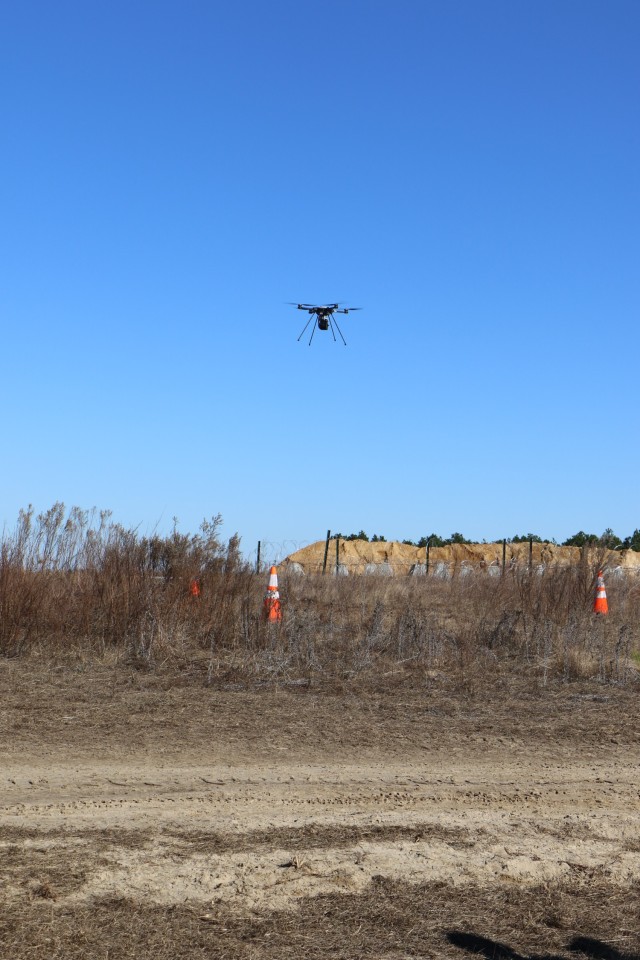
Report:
322,529,331,574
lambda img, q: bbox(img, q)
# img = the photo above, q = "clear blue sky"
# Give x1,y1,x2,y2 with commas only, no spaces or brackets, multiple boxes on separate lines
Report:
2,0,638,560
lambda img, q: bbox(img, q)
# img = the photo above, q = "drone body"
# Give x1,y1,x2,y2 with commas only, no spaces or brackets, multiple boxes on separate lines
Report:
289,302,362,345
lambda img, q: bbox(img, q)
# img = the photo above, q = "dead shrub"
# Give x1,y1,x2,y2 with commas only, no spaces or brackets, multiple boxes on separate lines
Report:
1,505,639,690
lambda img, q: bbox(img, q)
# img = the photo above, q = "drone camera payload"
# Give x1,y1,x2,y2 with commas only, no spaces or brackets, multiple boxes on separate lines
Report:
288,302,362,346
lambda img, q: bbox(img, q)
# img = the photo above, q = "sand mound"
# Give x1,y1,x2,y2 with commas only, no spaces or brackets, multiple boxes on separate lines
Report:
282,539,640,576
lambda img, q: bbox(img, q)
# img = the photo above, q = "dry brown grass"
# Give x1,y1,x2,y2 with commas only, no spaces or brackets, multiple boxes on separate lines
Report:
3,509,640,960
2,505,639,692
2,629,640,959
3,656,640,765
1,879,638,959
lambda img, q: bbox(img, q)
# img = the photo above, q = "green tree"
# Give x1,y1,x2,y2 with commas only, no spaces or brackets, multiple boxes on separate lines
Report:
622,529,640,552
562,531,599,547
416,533,446,548
600,528,623,549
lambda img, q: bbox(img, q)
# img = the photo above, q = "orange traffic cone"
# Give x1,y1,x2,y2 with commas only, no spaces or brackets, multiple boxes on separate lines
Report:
593,571,608,615
263,565,282,622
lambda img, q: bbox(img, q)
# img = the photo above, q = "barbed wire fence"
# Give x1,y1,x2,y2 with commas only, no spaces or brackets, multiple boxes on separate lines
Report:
249,540,312,573
248,534,637,580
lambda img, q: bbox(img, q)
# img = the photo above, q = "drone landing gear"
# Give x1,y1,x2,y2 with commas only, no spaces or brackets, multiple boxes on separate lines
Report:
297,315,318,346
296,313,347,346
330,314,347,346
291,303,360,346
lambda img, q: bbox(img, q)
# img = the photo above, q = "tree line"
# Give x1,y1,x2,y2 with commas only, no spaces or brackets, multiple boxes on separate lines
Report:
332,529,640,551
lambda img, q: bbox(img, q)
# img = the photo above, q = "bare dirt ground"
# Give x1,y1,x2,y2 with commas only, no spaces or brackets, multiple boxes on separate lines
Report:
1,661,639,959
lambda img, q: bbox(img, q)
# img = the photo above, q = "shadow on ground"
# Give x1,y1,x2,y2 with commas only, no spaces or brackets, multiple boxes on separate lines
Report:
447,931,640,960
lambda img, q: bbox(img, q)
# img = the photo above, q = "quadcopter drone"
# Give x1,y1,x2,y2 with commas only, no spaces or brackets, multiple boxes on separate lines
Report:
288,303,362,345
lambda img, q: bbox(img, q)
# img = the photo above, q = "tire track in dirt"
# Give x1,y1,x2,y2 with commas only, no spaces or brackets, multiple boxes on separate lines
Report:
1,757,639,911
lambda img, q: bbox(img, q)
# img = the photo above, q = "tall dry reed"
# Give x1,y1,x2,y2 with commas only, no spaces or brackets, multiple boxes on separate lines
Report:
1,505,638,688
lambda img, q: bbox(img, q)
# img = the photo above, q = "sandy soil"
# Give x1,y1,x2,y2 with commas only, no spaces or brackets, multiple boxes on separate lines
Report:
1,663,639,958
283,537,640,575
3,755,640,912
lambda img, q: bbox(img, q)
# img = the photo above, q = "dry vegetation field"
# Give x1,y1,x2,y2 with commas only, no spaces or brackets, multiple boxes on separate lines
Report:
1,508,640,958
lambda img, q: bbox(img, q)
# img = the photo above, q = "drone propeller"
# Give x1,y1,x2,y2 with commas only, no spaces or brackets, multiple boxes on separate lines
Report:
287,301,362,311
